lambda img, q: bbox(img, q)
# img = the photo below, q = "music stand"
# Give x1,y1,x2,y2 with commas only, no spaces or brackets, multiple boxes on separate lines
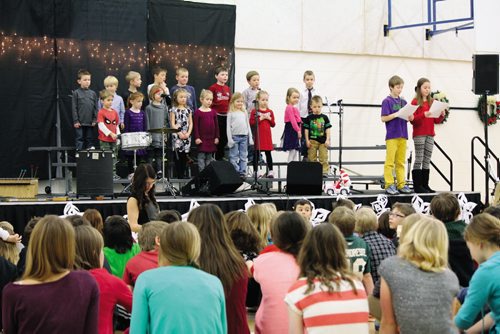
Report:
148,127,181,197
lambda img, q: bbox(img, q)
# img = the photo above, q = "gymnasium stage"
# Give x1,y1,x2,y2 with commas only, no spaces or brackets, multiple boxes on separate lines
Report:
0,189,483,234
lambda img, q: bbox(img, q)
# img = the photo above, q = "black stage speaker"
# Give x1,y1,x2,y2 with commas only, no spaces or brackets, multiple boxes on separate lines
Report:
182,161,242,196
473,54,499,95
76,150,114,197
286,161,323,195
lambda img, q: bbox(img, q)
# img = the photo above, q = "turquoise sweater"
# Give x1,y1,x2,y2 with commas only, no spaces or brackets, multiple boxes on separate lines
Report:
130,265,227,334
455,251,500,333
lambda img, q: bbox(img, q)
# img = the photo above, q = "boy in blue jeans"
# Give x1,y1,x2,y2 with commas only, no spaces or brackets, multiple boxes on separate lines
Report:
381,75,413,195
72,69,98,150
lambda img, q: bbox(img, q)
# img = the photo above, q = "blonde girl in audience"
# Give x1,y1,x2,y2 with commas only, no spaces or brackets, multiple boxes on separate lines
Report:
282,87,302,162
0,222,20,265
285,223,369,333
455,213,500,333
247,203,276,247
188,204,249,334
74,225,132,334
227,92,253,178
253,211,310,334
2,215,99,333
170,88,193,179
379,217,459,334
130,222,227,334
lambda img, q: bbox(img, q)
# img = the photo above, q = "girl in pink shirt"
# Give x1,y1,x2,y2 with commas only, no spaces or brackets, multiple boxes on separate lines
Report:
282,88,302,162
253,211,310,334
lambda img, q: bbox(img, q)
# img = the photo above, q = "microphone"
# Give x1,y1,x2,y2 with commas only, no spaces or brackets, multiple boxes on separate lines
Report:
325,96,332,113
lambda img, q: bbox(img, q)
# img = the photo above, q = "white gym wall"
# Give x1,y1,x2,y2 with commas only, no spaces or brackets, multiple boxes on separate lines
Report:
191,0,499,198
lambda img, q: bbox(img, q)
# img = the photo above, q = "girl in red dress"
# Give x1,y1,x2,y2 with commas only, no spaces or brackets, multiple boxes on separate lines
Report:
249,90,275,177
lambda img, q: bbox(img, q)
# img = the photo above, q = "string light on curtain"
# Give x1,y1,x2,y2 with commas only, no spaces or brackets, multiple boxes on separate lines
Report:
0,32,233,73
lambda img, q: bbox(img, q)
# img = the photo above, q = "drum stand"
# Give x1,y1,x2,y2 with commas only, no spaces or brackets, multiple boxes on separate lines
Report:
121,149,139,194
157,131,178,197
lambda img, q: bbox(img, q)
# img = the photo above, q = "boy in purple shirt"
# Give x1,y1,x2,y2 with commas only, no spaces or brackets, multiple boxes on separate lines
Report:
381,75,413,195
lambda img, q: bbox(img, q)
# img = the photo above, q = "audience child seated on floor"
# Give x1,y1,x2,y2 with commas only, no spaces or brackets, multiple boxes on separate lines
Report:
430,192,475,287
293,199,313,223
123,220,168,287
225,210,263,309
2,215,99,333
379,216,459,333
354,208,396,292
454,213,500,334
188,204,250,334
130,222,227,334
247,203,277,248
328,207,374,295
253,211,310,334
74,224,132,334
388,202,416,247
286,223,370,333
103,215,140,278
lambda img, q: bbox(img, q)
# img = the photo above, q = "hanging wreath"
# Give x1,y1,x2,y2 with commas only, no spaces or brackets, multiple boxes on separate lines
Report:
476,95,500,126
430,91,450,123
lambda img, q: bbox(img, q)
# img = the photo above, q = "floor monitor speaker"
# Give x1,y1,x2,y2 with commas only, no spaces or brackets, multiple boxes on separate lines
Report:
182,160,242,196
286,161,323,195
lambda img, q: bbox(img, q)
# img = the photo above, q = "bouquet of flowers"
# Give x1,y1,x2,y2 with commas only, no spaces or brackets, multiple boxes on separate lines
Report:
430,90,450,123
476,95,500,126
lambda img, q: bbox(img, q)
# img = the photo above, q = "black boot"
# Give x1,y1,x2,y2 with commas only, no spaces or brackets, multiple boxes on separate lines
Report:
422,169,435,193
412,169,427,193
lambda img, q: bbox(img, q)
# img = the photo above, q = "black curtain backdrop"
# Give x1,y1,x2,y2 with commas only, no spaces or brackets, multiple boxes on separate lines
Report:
0,0,236,179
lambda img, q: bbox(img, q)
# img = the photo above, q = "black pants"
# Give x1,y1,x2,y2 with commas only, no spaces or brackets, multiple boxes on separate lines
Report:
215,115,227,160
174,151,188,178
253,150,273,173
300,117,308,157
148,147,163,173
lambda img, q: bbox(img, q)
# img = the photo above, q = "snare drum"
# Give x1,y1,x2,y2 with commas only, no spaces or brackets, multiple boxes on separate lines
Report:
121,132,152,150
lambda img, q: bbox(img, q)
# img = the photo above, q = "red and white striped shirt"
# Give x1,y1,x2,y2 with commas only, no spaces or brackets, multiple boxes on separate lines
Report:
285,277,369,334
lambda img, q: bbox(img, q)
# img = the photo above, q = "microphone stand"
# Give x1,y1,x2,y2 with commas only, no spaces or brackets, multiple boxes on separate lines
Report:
337,99,344,171
249,100,268,194
326,98,344,173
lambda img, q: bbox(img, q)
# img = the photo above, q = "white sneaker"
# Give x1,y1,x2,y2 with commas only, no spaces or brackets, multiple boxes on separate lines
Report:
267,171,274,178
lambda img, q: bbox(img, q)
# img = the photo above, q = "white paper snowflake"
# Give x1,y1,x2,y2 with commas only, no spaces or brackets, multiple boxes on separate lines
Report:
371,194,390,217
411,195,430,215
60,202,83,217
311,208,330,227
181,199,201,221
457,192,477,224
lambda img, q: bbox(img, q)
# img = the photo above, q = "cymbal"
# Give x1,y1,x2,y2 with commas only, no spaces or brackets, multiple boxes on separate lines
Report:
148,127,180,134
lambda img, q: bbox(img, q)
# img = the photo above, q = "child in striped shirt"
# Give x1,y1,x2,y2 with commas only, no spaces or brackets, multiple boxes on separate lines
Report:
285,223,369,334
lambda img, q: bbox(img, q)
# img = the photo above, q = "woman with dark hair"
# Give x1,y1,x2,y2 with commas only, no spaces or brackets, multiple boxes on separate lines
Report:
2,215,99,333
188,204,250,334
126,163,160,232
253,211,310,334
103,215,140,278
